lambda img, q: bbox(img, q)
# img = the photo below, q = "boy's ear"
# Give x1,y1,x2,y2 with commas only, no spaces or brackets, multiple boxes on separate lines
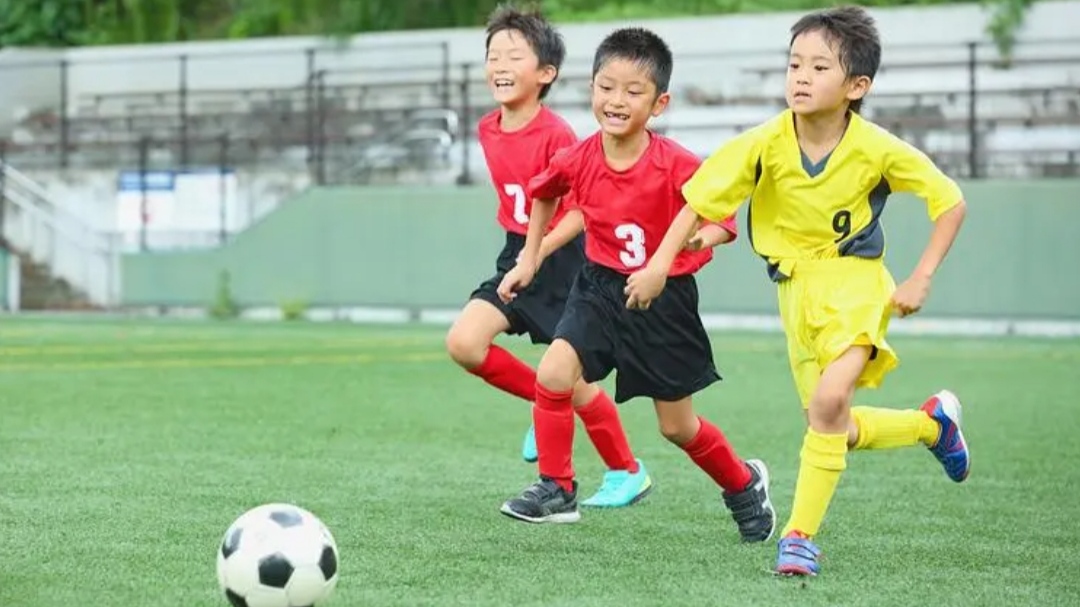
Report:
846,74,872,102
538,64,558,86
650,91,671,117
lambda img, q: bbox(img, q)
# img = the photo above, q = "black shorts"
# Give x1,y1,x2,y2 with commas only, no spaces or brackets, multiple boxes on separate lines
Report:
554,262,720,404
470,231,585,345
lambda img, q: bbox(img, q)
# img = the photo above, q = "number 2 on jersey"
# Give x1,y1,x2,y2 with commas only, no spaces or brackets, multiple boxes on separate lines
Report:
615,223,647,268
504,184,529,224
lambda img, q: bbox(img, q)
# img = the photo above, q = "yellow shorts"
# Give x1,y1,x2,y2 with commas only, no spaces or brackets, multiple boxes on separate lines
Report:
777,257,899,407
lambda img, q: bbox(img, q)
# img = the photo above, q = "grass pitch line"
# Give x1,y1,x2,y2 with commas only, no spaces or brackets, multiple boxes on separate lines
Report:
0,351,448,372
0,336,442,357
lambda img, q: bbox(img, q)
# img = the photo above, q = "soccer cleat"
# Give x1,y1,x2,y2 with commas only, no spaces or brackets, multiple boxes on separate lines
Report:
500,478,581,524
522,423,538,463
580,459,654,508
775,534,822,576
920,390,971,482
722,459,776,543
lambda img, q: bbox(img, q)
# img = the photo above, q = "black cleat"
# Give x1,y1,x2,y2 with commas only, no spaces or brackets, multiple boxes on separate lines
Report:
722,459,776,542
500,478,581,524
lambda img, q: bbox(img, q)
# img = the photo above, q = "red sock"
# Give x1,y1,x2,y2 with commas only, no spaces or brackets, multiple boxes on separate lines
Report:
534,383,575,493
681,416,751,493
575,391,639,473
467,345,536,402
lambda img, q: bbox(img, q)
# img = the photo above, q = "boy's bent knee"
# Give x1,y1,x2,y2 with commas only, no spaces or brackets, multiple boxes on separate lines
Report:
570,379,600,407
808,383,852,430
807,346,869,431
536,339,583,392
445,300,510,369
654,397,699,446
444,326,487,369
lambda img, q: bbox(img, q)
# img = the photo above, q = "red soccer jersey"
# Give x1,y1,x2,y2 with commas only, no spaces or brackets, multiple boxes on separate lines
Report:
478,106,578,235
527,131,737,277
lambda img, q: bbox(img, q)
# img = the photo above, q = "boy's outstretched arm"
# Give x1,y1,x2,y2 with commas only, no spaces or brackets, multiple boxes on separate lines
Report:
535,208,584,262
685,220,737,251
501,147,577,302
884,137,970,318
624,128,761,309
891,199,966,317
624,205,702,309
497,197,558,303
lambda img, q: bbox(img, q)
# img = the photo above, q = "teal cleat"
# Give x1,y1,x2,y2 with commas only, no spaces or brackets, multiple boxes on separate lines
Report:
580,459,653,508
522,424,538,463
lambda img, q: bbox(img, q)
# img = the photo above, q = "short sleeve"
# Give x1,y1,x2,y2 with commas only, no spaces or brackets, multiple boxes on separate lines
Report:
712,214,738,239
672,146,738,239
549,130,579,208
556,183,580,210
527,146,575,200
550,125,578,152
681,126,765,222
883,136,963,220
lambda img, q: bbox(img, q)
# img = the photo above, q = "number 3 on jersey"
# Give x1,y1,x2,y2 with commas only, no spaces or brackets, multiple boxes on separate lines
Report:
504,184,529,224
615,223,647,268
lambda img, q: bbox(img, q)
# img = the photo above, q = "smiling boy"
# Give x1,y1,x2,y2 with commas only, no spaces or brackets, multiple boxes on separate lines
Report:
496,27,775,540
444,5,652,509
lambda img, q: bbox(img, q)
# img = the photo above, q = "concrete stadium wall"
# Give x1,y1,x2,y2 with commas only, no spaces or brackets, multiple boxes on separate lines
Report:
121,179,1080,320
3,2,1078,120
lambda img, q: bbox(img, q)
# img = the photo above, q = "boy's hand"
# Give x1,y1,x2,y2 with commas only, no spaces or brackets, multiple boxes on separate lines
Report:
497,262,537,304
683,231,707,251
624,263,667,310
891,274,932,317
683,224,733,251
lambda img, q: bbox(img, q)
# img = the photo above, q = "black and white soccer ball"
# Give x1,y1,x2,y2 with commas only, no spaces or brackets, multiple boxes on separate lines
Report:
216,503,339,607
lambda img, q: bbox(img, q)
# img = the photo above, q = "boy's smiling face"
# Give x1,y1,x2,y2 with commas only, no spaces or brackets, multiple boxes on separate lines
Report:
486,29,556,109
590,57,669,138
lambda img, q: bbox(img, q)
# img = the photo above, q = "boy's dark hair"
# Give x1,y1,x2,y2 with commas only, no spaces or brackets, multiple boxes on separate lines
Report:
485,4,566,100
592,27,673,95
790,5,881,113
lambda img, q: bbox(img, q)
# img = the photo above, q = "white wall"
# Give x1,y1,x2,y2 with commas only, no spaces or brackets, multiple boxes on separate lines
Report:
23,168,310,243
1,2,1076,130
46,2,1080,106
0,49,65,132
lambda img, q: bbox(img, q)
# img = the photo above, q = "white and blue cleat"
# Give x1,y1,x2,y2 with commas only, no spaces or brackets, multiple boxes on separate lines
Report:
775,535,822,576
921,390,971,482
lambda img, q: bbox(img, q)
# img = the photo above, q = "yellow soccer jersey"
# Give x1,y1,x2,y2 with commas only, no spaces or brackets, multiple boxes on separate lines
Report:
683,109,963,281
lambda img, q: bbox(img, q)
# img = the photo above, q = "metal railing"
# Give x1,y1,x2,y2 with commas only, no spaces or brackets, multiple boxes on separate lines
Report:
1,37,1078,182
0,159,118,305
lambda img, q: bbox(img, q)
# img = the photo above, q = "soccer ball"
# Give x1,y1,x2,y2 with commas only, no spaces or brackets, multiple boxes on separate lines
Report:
216,503,339,607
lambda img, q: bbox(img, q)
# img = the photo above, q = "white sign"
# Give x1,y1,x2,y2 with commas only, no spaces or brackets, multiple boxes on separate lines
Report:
115,168,240,250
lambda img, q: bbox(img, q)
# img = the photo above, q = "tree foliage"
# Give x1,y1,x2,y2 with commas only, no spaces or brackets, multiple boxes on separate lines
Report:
985,0,1034,58
0,0,1037,59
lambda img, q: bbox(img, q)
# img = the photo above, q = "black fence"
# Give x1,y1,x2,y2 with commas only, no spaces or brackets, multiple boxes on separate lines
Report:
1,36,1078,182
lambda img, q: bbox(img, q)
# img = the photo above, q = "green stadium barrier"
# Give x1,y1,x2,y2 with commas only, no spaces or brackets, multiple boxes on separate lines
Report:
121,180,1080,319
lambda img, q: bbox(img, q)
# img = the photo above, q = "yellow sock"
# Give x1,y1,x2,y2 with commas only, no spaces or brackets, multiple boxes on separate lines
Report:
781,428,848,538
851,406,940,450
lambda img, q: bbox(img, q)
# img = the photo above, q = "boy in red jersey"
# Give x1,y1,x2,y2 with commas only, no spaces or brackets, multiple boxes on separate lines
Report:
445,5,653,509
495,27,775,537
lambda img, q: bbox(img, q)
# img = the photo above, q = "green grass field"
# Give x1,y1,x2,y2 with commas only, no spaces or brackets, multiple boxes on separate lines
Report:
2,317,1079,606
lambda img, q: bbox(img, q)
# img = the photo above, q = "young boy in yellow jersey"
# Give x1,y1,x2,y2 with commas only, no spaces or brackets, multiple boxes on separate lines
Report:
624,6,971,576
